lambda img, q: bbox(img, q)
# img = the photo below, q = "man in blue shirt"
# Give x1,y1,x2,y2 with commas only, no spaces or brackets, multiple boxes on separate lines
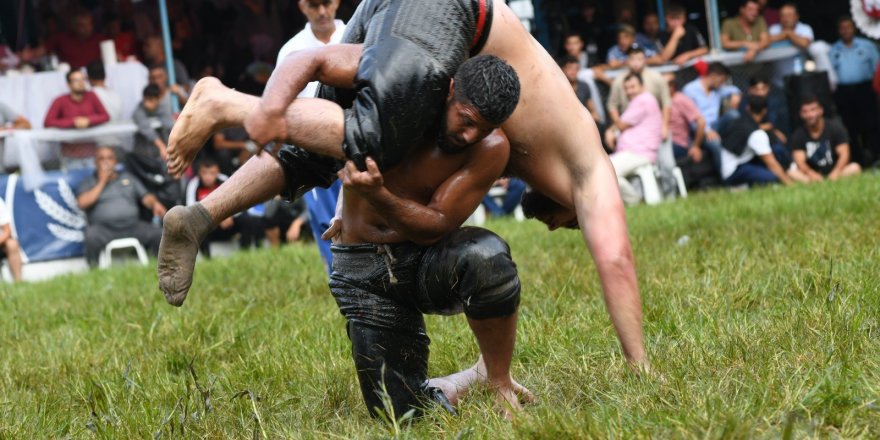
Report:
683,62,742,174
830,15,880,166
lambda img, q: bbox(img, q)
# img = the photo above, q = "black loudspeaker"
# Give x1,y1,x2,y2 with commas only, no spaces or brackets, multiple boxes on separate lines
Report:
784,71,835,129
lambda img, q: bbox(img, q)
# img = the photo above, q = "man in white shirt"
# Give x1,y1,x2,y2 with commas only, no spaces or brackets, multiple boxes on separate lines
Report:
719,95,793,187
276,0,346,272
0,198,22,282
768,3,836,88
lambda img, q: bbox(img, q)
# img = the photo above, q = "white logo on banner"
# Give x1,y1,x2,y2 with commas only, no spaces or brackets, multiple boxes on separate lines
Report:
34,179,86,242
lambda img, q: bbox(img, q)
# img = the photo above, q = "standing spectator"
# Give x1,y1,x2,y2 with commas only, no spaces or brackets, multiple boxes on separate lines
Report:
276,0,347,271
143,36,191,89
721,0,769,62
560,56,601,122
148,66,189,116
132,85,174,160
0,197,22,282
658,3,709,65
562,33,589,69
683,62,742,171
76,147,166,268
482,178,528,217
768,4,836,89
607,47,670,139
44,71,110,170
45,9,104,70
787,97,861,182
605,73,664,205
830,16,880,166
186,158,263,257
86,61,122,121
719,96,793,187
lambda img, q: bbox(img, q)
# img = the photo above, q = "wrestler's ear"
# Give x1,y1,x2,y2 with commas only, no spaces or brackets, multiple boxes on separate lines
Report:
447,78,456,101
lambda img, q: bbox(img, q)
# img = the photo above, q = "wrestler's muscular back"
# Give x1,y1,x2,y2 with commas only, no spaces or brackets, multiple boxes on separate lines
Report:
480,1,605,208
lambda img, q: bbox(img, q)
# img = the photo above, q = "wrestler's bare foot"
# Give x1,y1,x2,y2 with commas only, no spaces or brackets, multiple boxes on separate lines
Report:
166,77,248,178
428,356,534,416
157,204,215,306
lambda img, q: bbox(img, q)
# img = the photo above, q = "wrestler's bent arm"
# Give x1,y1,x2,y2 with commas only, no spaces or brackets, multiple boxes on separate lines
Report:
342,137,509,246
571,155,647,365
261,44,363,116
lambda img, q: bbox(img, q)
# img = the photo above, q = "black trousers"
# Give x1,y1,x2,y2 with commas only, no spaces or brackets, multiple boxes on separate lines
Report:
834,81,880,166
329,227,520,419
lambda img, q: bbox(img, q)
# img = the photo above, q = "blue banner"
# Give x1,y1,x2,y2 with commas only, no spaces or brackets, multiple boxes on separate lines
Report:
0,170,92,263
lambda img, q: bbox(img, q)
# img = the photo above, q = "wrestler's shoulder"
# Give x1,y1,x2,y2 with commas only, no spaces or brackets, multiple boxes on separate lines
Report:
469,129,510,165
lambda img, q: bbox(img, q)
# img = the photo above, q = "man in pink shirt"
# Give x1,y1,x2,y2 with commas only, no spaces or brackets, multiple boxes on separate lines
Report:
604,73,663,204
44,70,111,169
45,10,104,70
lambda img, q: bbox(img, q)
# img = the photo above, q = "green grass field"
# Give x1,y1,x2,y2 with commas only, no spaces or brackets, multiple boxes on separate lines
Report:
1,174,879,439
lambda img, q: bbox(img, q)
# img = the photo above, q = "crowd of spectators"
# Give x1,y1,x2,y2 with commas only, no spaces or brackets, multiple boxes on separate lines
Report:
0,0,877,278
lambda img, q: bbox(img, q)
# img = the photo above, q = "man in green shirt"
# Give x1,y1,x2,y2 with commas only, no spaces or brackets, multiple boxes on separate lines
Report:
721,0,769,62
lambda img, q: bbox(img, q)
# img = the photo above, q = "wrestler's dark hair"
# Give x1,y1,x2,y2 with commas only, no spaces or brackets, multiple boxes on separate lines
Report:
521,191,565,219
453,55,521,125
142,84,161,99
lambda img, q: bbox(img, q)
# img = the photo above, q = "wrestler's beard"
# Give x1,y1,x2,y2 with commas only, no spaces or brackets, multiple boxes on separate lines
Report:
436,116,465,154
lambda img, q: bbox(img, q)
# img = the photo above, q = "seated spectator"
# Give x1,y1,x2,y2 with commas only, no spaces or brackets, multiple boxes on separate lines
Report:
607,47,670,138
0,197,22,282
562,33,589,69
721,0,769,62
605,73,664,204
738,76,789,144
76,147,166,268
683,62,742,171
559,56,601,122
482,178,527,217
143,35,191,89
86,61,122,121
665,74,716,189
211,127,253,175
831,16,880,166
606,25,657,68
45,9,104,70
264,196,310,247
637,13,663,56
132,85,174,160
44,71,110,170
719,96,793,187
787,97,861,182
186,158,263,257
148,66,189,115
658,4,709,65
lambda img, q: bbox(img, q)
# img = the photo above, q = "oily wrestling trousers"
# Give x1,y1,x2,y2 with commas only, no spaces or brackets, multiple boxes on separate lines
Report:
276,0,494,199
328,227,519,418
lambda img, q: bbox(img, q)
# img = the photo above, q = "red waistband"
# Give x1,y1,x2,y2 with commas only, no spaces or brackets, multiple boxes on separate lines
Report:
471,0,488,49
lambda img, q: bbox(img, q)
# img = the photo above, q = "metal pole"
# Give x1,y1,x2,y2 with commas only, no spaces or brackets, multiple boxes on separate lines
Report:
657,0,666,32
705,0,722,54
158,0,179,113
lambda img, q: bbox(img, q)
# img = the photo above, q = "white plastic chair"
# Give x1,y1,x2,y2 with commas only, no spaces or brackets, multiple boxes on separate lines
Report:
629,139,688,205
98,238,149,269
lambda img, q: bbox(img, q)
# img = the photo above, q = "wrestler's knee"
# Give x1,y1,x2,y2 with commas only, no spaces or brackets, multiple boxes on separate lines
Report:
444,227,521,320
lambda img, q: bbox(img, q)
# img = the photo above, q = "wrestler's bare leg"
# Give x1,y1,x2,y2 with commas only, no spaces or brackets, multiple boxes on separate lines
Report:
159,154,286,305
166,77,345,178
